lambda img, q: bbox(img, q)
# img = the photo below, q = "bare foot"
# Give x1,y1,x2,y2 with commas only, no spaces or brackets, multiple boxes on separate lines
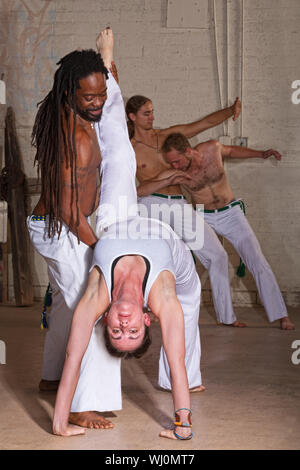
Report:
231,320,247,327
158,384,205,393
69,411,114,429
190,385,206,393
160,429,177,440
219,320,247,328
280,316,295,330
96,27,114,69
159,428,192,440
53,424,86,437
39,379,60,392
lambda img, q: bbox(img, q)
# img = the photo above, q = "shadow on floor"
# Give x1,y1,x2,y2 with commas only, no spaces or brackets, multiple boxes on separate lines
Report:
121,323,173,429
1,305,54,433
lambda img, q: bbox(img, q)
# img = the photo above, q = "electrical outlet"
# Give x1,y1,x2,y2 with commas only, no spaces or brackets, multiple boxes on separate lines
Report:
234,137,248,147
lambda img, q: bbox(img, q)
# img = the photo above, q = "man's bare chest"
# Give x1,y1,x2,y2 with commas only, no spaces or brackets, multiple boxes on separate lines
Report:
135,148,170,180
186,160,225,192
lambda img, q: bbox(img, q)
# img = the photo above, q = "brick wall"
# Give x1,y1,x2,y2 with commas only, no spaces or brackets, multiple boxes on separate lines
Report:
1,0,300,307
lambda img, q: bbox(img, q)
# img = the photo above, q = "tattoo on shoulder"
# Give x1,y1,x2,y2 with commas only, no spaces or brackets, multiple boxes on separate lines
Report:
62,181,73,189
77,166,95,177
76,167,88,180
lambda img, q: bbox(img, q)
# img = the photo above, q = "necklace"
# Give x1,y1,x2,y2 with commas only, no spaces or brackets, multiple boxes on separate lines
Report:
132,132,160,153
90,122,95,130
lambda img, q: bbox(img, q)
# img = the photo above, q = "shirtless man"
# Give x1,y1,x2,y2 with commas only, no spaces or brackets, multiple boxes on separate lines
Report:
126,94,245,326
27,28,124,429
159,132,294,330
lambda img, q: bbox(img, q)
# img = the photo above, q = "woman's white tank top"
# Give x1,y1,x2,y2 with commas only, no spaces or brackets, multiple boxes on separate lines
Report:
92,217,179,305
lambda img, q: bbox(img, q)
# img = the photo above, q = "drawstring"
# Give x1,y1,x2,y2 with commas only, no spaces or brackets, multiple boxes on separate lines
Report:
41,283,52,329
236,200,246,277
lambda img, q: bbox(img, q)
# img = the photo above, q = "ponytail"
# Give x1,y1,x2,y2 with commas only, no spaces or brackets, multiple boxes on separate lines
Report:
125,95,151,139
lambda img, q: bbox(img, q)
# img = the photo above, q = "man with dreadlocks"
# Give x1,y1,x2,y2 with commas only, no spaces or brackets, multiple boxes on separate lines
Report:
27,28,123,429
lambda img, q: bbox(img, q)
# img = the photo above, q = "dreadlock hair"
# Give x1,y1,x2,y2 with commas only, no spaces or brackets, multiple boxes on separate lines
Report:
31,49,108,239
125,95,151,139
103,323,152,359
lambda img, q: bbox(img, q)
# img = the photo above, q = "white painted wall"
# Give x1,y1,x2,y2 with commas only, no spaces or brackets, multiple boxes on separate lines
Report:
1,0,299,306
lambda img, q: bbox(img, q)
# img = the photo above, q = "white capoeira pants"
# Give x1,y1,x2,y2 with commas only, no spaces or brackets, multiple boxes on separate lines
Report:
27,217,93,380
138,194,237,324
158,247,202,390
27,214,122,410
201,203,288,322
70,317,122,412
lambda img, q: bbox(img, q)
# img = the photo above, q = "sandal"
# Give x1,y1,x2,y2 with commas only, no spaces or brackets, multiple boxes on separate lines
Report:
173,408,193,440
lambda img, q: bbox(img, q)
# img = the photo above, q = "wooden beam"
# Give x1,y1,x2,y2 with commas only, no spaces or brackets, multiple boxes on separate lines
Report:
26,177,41,196
0,243,8,303
5,107,33,306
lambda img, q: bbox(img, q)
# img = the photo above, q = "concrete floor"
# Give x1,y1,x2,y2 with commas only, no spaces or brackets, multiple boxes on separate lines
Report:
0,302,299,450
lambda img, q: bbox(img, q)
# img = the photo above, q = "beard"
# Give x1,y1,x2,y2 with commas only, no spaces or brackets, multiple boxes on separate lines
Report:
76,104,104,123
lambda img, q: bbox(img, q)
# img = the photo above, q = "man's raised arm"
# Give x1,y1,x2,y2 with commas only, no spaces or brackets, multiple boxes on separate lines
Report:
220,142,282,161
163,97,241,139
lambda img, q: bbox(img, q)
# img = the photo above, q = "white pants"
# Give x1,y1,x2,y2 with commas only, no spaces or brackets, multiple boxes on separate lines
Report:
202,203,287,322
70,318,122,412
138,195,237,324
27,217,93,380
27,217,122,410
95,72,138,233
158,253,202,389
